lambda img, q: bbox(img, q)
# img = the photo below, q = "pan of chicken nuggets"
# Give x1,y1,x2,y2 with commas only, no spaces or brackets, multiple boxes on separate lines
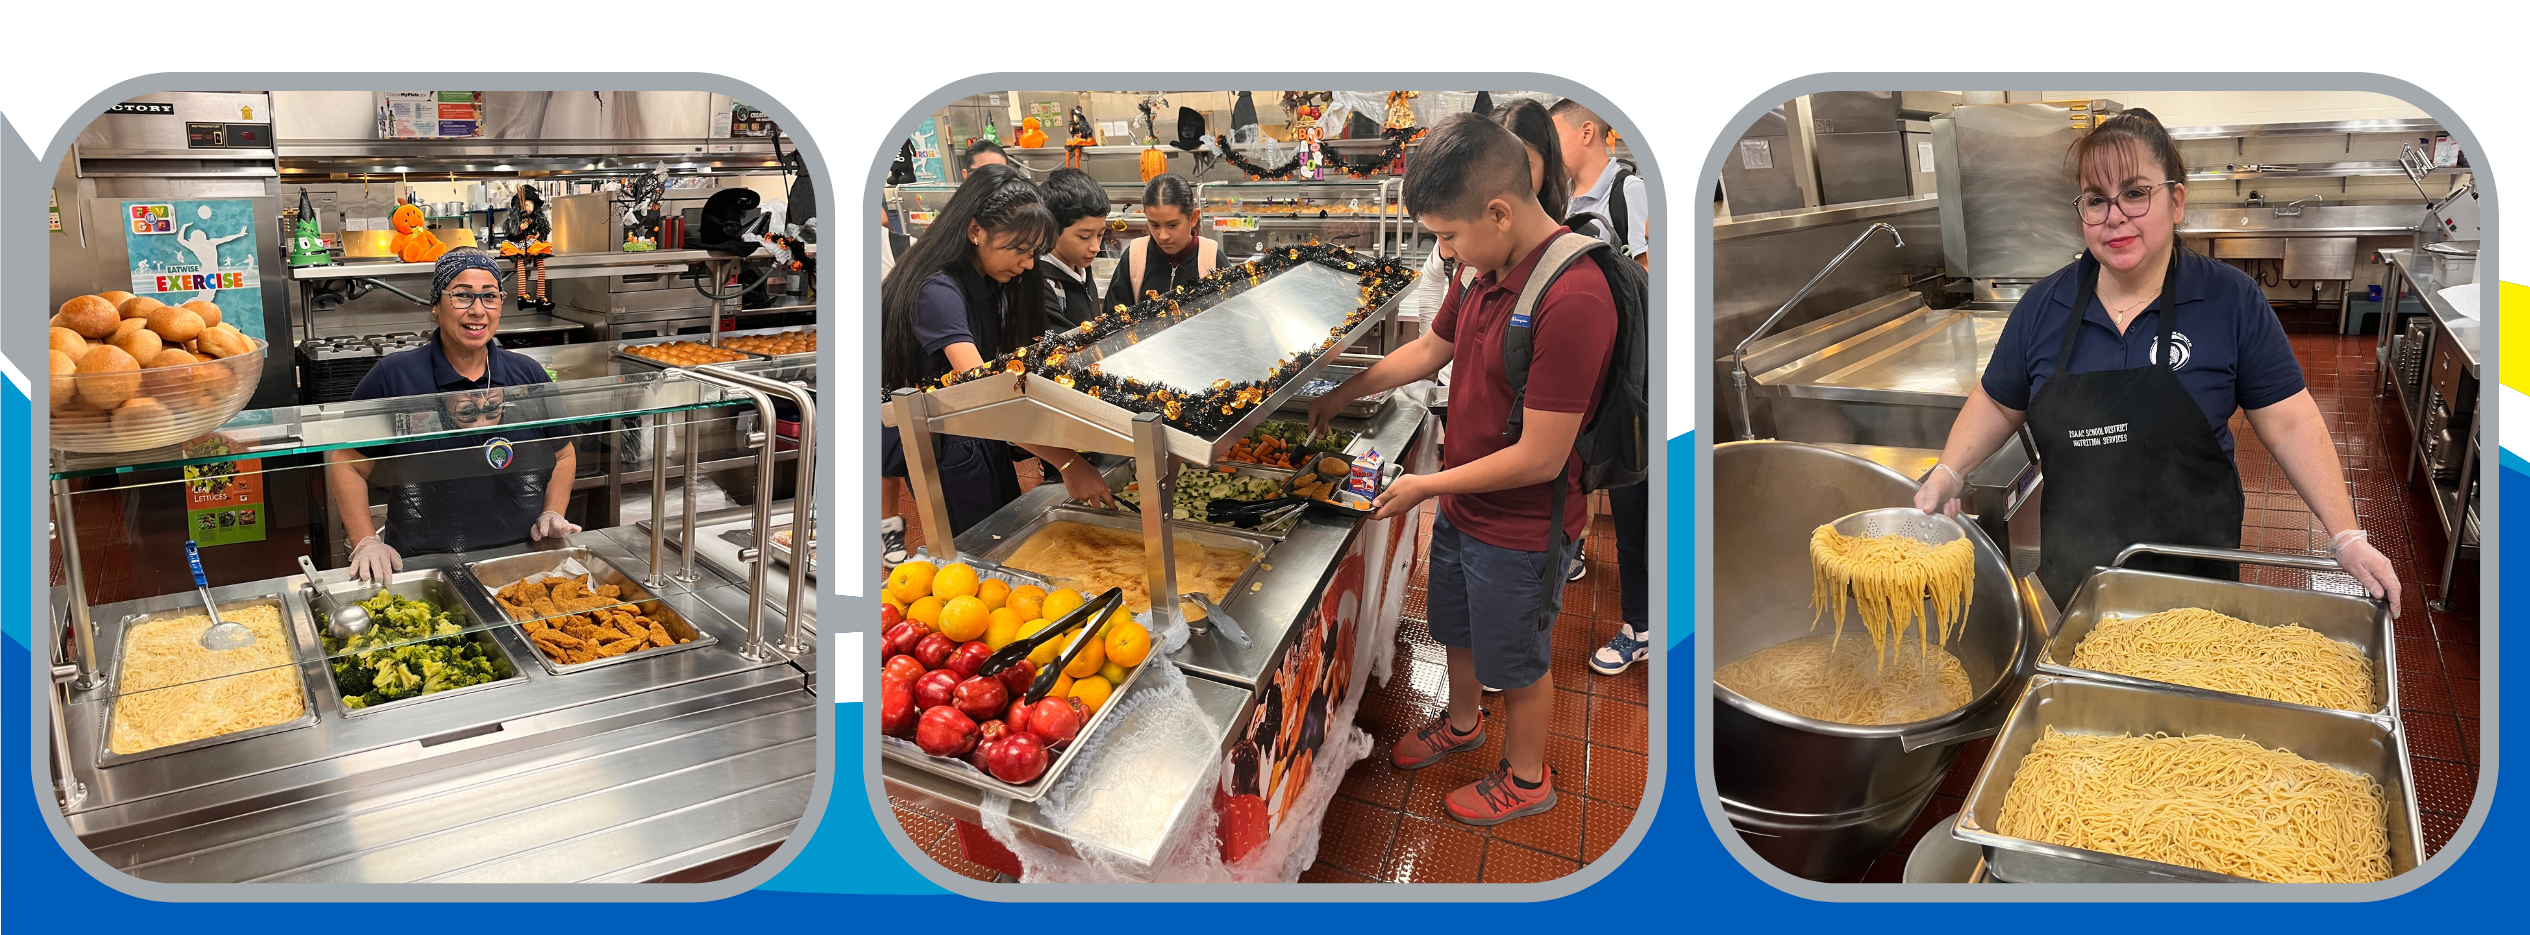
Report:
465,548,718,675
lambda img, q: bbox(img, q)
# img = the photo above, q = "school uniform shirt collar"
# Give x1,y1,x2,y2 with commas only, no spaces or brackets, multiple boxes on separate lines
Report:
426,334,497,390
2069,248,2210,332
1568,158,1620,215
1039,254,1089,283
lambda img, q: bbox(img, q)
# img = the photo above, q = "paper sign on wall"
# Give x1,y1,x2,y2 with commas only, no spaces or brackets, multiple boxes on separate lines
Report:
1918,140,1936,172
184,459,265,546
123,199,262,338
378,92,484,140
1739,139,1773,170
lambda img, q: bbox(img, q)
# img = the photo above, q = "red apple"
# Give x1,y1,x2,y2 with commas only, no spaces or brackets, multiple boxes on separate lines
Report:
882,621,925,658
881,679,918,738
882,654,927,684
982,731,1050,784
913,633,957,669
912,669,962,710
952,675,1009,721
1027,696,1087,745
978,718,1010,743
994,659,1038,698
915,705,979,757
1004,699,1032,735
945,640,994,679
879,602,904,630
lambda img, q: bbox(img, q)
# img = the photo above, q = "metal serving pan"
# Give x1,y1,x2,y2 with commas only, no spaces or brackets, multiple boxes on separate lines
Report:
304,568,530,718
2041,544,2395,720
1276,362,1387,419
713,325,818,360
879,634,1160,804
611,338,772,369
978,506,1276,612
718,526,817,580
1954,675,2423,883
96,597,321,768
1068,462,1302,540
464,548,721,676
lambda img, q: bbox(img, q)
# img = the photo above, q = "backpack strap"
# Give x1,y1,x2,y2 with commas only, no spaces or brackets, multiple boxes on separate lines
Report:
1499,232,1610,442
1125,236,1151,299
1606,167,1634,250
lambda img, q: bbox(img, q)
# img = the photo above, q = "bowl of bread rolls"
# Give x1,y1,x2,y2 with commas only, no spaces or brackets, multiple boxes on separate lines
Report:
49,293,267,454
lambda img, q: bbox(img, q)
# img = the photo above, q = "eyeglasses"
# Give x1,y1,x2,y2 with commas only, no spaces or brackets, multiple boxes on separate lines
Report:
2072,181,2182,224
445,290,506,309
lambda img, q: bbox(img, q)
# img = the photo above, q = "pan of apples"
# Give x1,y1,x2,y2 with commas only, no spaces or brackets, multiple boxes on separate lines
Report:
878,574,1155,802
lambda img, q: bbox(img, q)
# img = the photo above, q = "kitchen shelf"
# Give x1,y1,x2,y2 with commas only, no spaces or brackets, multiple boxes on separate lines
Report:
2164,118,2444,141
2187,161,2468,182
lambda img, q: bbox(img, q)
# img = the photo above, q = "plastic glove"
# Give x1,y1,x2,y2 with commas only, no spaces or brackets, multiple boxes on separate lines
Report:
2327,529,2402,618
1912,463,1966,517
531,510,582,541
348,533,403,584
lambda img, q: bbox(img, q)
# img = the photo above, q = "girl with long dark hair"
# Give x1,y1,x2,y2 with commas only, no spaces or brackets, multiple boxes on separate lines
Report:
879,165,1112,564
1101,173,1221,306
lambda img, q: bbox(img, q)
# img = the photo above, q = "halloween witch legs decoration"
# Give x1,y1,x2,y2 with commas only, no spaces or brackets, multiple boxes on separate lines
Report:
500,183,555,311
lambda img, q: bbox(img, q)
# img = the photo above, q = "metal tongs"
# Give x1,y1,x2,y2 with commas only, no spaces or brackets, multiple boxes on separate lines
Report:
189,540,255,651
979,586,1127,704
1182,592,1251,649
1205,496,1307,529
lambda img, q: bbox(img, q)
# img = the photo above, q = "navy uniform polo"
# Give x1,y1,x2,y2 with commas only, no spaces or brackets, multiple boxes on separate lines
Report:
1982,249,2305,456
344,334,566,554
348,335,560,456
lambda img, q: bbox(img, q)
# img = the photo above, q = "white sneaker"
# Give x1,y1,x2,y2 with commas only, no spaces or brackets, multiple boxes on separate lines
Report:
880,516,908,570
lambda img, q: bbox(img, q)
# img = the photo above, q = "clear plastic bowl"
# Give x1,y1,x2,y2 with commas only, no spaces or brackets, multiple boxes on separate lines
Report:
50,339,266,454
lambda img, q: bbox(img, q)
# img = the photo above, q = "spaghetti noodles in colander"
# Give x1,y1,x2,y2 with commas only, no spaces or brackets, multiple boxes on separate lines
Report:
107,603,305,755
1995,728,2392,883
2067,607,2374,712
1715,634,1972,725
1809,525,1974,668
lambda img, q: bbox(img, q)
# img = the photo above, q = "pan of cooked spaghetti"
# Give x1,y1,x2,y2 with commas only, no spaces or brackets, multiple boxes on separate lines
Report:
98,597,320,766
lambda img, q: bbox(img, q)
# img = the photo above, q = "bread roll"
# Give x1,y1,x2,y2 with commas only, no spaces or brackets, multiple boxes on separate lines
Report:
118,294,164,320
183,300,223,329
58,295,120,338
143,348,200,396
114,317,150,340
111,326,163,362
50,327,89,357
196,359,241,399
54,405,110,430
98,290,134,306
76,345,142,409
113,397,175,435
49,350,77,408
145,305,206,342
195,324,252,359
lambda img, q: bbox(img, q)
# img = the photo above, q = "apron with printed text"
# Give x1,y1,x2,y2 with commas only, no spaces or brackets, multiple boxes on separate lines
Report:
2026,250,2243,605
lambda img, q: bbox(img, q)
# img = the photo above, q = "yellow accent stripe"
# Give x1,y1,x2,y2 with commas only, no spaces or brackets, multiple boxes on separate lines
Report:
2504,281,2530,396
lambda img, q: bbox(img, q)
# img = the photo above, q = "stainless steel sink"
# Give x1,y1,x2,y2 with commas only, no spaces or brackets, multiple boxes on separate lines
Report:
2180,204,2424,237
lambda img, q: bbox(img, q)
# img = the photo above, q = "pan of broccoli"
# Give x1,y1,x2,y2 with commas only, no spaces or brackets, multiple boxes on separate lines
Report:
312,572,524,716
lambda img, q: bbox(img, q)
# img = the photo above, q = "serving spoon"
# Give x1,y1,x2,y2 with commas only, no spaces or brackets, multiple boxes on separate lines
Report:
299,555,373,640
190,541,256,651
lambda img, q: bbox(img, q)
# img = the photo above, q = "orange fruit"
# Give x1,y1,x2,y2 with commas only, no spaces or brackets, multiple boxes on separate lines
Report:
985,608,1024,649
1004,589,1044,622
938,595,991,642
1051,673,1075,699
1040,588,1085,623
932,563,981,601
906,595,946,628
886,561,937,603
1063,626,1108,678
1021,619,1061,667
1104,619,1151,667
1068,675,1114,713
1098,660,1129,685
977,578,1010,611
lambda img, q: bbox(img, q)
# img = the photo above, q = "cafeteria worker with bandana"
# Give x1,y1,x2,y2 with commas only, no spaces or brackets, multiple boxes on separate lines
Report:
1913,110,2402,615
326,247,582,583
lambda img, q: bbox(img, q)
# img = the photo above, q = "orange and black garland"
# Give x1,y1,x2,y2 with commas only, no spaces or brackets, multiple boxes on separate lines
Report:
1217,127,1422,181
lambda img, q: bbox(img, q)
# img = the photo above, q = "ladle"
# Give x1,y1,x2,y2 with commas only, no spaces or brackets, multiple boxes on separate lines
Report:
190,541,256,651
299,555,373,639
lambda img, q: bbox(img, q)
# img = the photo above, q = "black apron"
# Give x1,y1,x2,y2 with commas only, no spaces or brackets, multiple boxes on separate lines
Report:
378,436,554,556
2025,250,2243,606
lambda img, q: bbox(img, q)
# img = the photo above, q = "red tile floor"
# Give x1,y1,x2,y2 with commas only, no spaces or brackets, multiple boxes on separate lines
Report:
887,479,1650,883
1839,331,2486,882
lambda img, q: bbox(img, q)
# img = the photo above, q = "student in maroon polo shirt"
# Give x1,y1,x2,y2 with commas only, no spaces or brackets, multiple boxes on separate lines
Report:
1307,114,1616,824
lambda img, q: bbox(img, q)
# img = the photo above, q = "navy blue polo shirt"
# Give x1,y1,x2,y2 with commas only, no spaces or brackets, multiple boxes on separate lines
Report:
1981,249,2304,456
349,336,559,457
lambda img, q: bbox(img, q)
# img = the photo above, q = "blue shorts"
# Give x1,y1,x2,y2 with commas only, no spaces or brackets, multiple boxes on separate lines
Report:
1425,514,1578,689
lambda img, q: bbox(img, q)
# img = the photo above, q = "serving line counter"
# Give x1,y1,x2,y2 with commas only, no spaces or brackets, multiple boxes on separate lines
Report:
876,245,1430,878
46,360,820,883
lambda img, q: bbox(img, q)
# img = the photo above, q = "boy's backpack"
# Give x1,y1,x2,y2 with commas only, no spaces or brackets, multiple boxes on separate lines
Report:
1563,160,1639,250
1497,232,1650,624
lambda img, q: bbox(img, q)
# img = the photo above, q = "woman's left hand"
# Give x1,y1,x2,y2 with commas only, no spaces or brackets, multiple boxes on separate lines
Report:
1058,458,1114,507
2328,529,2402,618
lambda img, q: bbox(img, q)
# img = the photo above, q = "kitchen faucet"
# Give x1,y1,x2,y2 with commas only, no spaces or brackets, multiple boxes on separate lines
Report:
1730,222,1905,441
2276,195,2323,218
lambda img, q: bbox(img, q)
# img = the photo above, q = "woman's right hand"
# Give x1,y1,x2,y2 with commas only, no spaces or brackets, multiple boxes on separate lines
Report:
1305,391,1349,444
1914,463,1966,517
348,533,403,584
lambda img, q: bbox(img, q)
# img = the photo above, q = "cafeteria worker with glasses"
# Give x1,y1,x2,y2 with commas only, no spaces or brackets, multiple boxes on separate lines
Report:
326,247,582,583
1914,110,2401,614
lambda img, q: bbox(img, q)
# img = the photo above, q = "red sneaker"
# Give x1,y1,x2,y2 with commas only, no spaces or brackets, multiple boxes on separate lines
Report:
1445,759,1557,825
1391,709,1484,770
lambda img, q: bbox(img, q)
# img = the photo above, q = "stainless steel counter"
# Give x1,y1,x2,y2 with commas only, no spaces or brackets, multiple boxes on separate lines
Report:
54,526,813,883
2380,248,2481,375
